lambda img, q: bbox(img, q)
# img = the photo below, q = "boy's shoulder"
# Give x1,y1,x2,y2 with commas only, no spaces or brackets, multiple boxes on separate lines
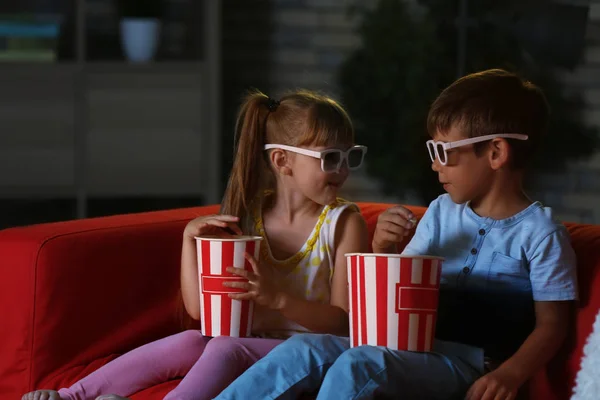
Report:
425,194,567,237
508,200,567,238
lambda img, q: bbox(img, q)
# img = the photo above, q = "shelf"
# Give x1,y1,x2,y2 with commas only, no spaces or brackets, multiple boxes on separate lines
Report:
0,61,205,74
0,185,76,199
84,61,206,74
0,0,222,218
0,63,78,74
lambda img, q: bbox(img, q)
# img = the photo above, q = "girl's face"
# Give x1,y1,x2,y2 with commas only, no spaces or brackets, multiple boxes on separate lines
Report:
287,144,353,206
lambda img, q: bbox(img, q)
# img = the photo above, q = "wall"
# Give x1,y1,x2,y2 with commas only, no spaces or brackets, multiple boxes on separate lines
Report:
533,1,600,224
252,0,600,221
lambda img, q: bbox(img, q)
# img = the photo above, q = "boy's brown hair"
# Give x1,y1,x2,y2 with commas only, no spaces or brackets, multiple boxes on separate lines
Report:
427,69,549,169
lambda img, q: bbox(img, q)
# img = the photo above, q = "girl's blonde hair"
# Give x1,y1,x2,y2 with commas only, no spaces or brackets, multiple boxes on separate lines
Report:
220,89,354,227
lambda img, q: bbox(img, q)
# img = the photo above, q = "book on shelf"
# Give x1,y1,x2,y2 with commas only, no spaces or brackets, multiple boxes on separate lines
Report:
0,49,55,62
0,21,58,38
0,13,59,62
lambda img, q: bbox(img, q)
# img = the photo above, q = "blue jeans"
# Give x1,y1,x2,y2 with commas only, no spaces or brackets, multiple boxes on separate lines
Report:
215,333,484,399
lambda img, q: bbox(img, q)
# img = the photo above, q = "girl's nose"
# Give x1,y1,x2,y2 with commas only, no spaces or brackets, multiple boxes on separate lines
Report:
341,158,349,170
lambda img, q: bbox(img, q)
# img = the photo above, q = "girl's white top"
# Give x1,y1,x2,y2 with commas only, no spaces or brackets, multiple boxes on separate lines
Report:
249,198,358,339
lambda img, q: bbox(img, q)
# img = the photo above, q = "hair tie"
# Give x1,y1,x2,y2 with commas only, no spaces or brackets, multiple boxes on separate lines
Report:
266,97,280,112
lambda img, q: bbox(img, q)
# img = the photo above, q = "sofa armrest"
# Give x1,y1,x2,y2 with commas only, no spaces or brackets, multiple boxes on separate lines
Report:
528,222,600,399
0,205,218,397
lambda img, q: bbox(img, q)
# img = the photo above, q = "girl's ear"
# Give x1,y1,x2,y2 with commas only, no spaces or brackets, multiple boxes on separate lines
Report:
270,149,293,176
489,138,510,170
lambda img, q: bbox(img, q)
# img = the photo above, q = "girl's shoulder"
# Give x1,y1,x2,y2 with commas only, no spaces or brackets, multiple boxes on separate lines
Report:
327,197,360,214
320,198,361,232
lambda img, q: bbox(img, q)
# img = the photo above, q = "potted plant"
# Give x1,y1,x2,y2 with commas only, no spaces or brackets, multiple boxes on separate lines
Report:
115,0,164,63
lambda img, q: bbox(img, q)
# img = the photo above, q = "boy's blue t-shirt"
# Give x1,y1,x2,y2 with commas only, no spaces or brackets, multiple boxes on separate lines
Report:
402,194,578,363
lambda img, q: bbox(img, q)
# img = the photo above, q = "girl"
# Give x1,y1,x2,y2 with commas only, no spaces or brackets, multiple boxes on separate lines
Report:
23,89,369,400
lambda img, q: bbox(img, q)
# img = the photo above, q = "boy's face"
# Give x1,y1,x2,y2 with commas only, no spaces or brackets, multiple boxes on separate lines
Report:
430,125,494,205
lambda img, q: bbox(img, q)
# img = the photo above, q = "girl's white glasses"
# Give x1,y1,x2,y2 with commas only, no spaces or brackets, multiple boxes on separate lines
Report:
426,133,528,165
264,144,368,173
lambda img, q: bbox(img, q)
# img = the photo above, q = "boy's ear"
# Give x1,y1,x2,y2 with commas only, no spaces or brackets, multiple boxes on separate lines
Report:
488,138,510,170
270,149,293,176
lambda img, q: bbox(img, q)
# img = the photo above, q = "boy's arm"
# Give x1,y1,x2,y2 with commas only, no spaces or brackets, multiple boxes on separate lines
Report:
466,301,572,400
372,206,418,254
374,198,442,256
468,227,578,400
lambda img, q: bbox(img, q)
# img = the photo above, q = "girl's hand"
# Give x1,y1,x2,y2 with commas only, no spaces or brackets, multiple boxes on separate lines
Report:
183,214,242,240
223,252,286,310
372,206,417,253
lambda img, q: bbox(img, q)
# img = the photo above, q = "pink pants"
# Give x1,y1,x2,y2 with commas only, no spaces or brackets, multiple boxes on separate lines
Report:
57,330,283,400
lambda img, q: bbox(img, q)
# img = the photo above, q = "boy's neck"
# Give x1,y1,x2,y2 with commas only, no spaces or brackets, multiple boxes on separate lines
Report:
469,171,532,220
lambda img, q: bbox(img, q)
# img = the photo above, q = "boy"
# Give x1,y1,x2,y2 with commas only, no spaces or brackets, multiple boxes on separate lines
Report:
215,69,578,400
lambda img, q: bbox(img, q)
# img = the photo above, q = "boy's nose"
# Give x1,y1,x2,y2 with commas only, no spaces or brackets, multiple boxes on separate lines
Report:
431,158,441,172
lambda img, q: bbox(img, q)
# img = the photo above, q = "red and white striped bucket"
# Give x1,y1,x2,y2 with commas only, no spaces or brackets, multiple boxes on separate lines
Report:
195,235,262,337
346,253,443,352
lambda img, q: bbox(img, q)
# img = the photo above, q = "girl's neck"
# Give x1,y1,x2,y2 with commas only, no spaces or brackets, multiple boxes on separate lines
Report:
266,188,323,225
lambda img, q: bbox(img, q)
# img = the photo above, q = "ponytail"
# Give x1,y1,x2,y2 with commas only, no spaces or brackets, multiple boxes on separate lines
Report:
220,90,273,229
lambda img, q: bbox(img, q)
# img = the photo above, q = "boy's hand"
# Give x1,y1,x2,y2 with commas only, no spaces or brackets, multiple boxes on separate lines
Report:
372,206,417,253
224,252,287,309
183,214,242,240
466,369,522,400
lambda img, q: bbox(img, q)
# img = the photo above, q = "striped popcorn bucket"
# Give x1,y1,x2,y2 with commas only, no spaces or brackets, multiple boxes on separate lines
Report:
346,253,443,352
195,235,262,337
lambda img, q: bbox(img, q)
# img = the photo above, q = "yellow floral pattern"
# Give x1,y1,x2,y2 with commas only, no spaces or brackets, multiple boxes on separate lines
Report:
253,205,329,269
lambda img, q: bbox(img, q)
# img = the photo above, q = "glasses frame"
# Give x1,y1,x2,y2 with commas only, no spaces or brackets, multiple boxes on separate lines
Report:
264,144,368,173
426,133,529,166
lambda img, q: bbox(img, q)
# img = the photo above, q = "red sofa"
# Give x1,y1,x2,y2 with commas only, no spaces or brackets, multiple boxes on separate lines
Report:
1,203,599,399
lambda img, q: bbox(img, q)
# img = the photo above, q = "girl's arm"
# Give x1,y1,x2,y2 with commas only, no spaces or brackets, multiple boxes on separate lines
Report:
181,215,243,321
276,209,368,335
180,235,201,320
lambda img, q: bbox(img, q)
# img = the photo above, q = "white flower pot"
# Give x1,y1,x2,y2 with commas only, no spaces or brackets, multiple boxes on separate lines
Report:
120,18,161,63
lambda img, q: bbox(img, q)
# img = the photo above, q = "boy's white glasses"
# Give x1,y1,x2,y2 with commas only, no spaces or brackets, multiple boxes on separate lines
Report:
426,133,528,166
264,144,368,173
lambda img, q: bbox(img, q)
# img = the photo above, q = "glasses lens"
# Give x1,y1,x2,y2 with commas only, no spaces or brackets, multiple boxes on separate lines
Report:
426,142,435,161
435,143,446,164
347,148,364,168
322,151,341,172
